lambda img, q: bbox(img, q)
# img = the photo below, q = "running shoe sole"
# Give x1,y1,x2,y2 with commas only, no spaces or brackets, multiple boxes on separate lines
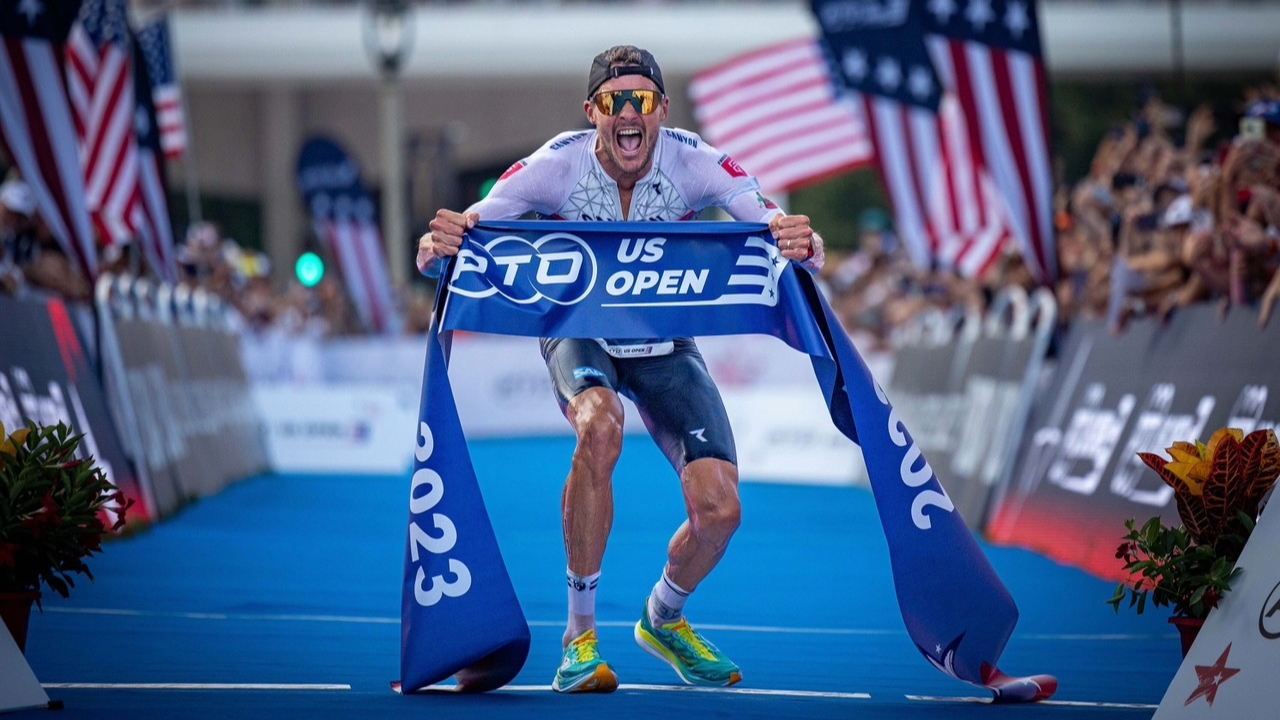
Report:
552,661,618,694
634,621,742,687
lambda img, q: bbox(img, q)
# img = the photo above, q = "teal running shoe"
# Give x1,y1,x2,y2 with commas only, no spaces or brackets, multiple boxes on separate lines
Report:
634,604,742,687
552,629,618,694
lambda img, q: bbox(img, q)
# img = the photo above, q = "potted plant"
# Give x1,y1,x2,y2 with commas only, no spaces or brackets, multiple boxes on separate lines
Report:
1107,427,1280,656
0,420,131,652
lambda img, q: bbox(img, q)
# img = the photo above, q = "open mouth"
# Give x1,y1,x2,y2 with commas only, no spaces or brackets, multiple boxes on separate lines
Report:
616,127,643,156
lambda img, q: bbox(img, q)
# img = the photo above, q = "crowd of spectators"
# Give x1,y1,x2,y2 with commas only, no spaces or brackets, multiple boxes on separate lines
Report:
6,86,1280,346
0,180,366,337
821,87,1280,349
171,220,364,337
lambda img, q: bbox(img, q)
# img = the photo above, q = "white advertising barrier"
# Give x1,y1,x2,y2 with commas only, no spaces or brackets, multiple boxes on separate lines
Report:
1154,503,1280,717
447,334,880,485
247,332,892,483
241,331,893,395
446,334,645,438
252,384,419,474
725,387,869,486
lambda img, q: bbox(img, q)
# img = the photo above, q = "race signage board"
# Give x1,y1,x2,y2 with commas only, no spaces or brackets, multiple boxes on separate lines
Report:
987,306,1280,579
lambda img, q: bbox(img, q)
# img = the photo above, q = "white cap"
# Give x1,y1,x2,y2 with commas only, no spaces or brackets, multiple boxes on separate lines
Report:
0,180,35,217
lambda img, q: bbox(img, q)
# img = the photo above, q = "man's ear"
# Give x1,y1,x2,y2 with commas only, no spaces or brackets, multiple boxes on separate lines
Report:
584,99,597,127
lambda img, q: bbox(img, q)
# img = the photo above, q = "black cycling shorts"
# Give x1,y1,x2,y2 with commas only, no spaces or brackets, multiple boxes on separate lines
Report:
539,337,736,473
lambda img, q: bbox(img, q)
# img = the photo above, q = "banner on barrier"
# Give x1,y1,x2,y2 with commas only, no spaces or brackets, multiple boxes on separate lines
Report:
726,387,866,485
988,306,1280,579
241,330,873,484
253,385,418,474
0,295,145,524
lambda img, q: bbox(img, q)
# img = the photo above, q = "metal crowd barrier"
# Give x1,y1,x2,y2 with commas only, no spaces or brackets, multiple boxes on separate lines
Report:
95,274,269,520
884,288,1057,531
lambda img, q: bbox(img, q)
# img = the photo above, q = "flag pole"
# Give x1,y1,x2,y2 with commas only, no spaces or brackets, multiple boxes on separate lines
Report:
181,126,201,226
169,5,201,227
148,5,200,229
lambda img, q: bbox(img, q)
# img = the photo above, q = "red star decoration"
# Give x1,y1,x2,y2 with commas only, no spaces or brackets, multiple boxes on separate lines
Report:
1185,643,1241,707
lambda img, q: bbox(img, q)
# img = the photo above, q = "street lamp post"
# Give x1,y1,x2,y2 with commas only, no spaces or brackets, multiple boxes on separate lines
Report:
363,0,415,287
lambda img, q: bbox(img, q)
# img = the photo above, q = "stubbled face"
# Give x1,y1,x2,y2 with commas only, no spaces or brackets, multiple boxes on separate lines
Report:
585,71,668,188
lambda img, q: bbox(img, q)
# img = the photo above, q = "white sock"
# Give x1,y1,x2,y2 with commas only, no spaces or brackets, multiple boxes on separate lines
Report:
566,568,599,643
647,571,689,628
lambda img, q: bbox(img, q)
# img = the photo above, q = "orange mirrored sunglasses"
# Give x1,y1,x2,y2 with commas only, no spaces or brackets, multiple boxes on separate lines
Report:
592,89,662,116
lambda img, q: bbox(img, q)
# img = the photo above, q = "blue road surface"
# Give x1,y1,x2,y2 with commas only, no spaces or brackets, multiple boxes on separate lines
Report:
16,437,1178,719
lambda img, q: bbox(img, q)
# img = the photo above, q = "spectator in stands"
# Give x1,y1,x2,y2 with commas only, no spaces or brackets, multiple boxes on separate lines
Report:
1106,179,1187,333
0,178,36,296
19,222,91,304
1238,101,1280,325
826,211,913,346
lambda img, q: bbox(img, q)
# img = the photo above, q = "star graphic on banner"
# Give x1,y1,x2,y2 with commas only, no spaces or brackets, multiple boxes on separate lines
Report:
1005,0,1030,39
875,56,902,92
966,0,995,32
918,633,965,681
842,47,869,82
17,0,42,24
928,0,957,25
1185,644,1240,707
908,65,934,101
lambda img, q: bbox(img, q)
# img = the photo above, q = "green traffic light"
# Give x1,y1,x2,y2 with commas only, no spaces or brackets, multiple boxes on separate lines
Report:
295,252,324,287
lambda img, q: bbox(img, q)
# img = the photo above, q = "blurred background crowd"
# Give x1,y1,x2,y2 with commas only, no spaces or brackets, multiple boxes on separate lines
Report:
818,86,1280,349
4,80,1279,349
0,176,436,336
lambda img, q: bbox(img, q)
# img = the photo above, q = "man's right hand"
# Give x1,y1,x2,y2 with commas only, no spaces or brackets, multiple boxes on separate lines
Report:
416,209,479,274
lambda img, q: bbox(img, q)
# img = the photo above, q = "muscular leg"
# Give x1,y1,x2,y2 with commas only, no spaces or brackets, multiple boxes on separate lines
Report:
663,457,741,593
562,385,624,646
625,345,743,686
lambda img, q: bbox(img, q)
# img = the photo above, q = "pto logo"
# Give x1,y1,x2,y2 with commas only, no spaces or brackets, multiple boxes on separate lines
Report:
450,232,598,305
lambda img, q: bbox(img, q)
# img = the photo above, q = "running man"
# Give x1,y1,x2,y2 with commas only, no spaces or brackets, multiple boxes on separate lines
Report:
416,45,824,693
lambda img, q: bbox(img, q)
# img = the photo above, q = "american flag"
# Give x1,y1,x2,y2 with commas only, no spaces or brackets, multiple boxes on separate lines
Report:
314,194,396,334
688,39,873,193
65,0,139,247
924,0,1056,284
130,28,177,284
135,15,185,161
812,0,1015,279
0,0,97,279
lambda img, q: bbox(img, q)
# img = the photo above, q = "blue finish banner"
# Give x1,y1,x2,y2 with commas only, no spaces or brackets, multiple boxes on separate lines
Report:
399,221,1055,700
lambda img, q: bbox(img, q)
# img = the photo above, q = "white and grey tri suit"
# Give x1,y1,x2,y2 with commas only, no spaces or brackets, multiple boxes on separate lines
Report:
465,127,784,472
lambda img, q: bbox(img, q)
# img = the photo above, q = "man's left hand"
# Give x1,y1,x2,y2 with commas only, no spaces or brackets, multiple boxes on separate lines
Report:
770,214,824,269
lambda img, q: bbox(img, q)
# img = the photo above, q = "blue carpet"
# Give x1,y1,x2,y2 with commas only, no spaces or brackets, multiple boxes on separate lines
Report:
14,437,1176,718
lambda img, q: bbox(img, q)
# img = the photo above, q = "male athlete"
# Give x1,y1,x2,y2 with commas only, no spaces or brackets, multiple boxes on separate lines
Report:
416,45,824,693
